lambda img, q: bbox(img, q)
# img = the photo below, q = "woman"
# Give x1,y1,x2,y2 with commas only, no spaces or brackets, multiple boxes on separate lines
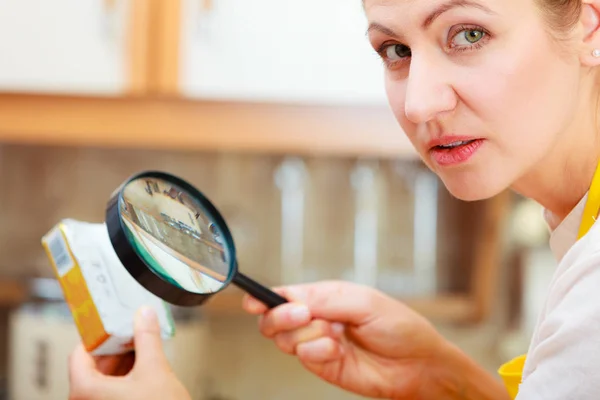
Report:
69,0,600,398
242,0,600,398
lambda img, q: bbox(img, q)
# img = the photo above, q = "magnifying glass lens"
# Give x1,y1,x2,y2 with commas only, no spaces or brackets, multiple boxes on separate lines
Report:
109,171,288,309
119,177,231,295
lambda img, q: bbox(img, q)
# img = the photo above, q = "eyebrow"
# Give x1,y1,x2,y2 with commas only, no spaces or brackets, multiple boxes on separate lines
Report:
366,0,495,37
423,0,495,28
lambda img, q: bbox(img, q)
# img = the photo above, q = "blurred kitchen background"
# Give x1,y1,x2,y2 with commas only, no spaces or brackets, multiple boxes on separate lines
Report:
0,1,556,399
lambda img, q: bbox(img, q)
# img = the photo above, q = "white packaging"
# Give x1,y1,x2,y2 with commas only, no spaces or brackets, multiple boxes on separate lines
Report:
41,219,175,355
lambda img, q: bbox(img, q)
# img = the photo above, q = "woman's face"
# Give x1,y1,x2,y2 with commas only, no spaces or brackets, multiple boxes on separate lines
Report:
364,0,584,201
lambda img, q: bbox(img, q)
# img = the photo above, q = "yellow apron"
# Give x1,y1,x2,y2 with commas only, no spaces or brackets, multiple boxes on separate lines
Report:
498,162,600,399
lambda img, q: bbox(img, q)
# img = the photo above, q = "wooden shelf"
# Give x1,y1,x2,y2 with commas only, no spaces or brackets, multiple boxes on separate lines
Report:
0,93,418,158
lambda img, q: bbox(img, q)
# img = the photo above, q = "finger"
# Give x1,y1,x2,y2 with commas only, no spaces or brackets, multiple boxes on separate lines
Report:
242,293,268,315
68,345,131,400
258,302,311,337
131,306,170,373
278,281,380,325
297,337,344,364
242,287,293,315
274,320,345,354
68,343,98,390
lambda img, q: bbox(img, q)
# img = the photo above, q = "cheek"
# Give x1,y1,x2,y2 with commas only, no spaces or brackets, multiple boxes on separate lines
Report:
455,35,580,151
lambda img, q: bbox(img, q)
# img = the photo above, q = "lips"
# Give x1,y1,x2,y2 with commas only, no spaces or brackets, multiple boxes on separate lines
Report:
427,136,480,151
426,136,485,166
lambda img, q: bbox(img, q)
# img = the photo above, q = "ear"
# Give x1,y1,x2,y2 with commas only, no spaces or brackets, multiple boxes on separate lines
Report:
580,1,600,65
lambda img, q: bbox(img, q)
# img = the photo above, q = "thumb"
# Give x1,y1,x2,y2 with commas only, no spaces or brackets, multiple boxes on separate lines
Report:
131,306,170,373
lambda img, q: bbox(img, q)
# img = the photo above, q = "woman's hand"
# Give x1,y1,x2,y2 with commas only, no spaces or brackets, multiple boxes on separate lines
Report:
243,281,509,400
68,307,191,400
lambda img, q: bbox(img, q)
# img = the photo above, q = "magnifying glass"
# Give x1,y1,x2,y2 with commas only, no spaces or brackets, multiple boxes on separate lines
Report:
105,170,289,309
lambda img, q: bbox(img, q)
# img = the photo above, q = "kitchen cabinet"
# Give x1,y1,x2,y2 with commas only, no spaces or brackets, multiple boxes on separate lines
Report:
0,0,387,104
0,0,149,96
0,0,413,157
178,0,388,105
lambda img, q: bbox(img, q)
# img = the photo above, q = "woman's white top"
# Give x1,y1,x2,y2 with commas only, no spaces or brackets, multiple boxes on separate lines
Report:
517,193,600,398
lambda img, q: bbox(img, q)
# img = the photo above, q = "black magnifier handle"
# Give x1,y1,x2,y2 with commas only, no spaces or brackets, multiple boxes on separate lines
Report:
232,272,288,309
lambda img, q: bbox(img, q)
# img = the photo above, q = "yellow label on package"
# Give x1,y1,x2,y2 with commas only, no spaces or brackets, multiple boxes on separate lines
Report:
41,219,175,355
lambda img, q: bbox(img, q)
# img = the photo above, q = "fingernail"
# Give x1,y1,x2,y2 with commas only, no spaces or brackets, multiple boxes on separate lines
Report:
245,298,261,312
331,323,345,336
289,305,310,323
139,306,157,325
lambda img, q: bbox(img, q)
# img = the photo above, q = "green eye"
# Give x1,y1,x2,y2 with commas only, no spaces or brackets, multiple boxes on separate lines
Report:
464,30,484,43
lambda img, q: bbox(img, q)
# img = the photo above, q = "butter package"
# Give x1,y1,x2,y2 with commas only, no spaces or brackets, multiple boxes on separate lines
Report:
41,219,175,355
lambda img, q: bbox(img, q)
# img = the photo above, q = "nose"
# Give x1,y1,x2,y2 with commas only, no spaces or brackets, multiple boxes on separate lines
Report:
403,56,457,124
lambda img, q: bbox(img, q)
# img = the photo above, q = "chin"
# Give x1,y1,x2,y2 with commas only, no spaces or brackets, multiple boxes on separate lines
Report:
439,174,508,202
416,149,512,201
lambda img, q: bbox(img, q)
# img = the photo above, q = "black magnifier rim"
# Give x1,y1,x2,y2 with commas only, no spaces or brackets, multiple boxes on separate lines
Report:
106,170,238,307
